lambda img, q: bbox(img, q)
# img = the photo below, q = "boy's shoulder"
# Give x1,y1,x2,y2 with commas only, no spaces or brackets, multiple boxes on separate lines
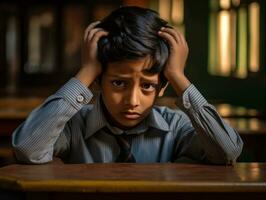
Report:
152,106,191,131
153,105,189,123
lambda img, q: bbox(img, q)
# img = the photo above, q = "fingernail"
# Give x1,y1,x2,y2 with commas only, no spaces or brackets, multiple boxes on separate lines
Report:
161,27,165,30
158,31,162,34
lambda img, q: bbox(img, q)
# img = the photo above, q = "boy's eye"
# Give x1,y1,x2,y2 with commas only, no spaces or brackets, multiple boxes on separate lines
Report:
141,83,157,92
111,80,125,88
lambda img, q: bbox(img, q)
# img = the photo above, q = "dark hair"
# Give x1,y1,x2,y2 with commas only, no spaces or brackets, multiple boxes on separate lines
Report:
96,6,170,86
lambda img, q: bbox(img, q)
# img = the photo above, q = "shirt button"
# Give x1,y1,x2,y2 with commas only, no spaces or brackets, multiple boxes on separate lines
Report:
184,101,191,109
77,94,85,103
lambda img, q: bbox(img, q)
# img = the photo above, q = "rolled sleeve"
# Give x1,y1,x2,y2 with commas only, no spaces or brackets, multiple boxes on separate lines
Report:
57,78,93,110
175,84,243,164
176,84,207,112
12,77,94,164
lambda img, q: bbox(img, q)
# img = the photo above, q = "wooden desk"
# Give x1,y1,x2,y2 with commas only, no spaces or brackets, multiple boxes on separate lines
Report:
0,163,266,200
0,97,43,136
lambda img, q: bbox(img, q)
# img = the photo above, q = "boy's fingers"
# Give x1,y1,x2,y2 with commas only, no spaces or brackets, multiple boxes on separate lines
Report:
91,31,109,45
84,21,101,41
160,27,181,44
160,27,188,49
158,31,177,49
87,28,105,41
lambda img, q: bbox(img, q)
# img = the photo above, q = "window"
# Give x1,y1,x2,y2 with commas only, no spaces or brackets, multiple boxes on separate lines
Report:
150,0,184,33
62,5,87,74
0,1,121,95
0,4,19,94
208,0,260,78
25,6,56,74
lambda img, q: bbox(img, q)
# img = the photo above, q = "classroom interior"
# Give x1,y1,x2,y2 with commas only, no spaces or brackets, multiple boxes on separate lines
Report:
0,0,266,166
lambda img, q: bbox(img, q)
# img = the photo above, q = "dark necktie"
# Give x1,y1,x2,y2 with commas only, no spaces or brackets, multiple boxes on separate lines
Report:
115,134,136,163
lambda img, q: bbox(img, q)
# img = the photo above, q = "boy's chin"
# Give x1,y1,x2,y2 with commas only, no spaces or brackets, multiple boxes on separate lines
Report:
111,119,142,130
114,123,138,130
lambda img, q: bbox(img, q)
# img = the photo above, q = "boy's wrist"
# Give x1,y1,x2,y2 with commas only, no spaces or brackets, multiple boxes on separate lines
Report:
75,67,99,87
177,84,208,112
57,78,93,110
166,73,191,95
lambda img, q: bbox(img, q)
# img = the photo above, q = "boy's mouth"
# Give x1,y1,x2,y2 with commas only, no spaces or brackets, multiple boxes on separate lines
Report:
122,111,141,120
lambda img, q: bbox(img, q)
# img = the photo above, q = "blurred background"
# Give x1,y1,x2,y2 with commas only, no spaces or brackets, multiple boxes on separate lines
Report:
0,0,266,165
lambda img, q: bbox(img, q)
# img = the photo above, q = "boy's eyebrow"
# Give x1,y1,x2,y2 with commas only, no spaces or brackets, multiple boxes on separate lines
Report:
107,74,132,78
107,73,159,82
142,68,156,74
106,68,158,77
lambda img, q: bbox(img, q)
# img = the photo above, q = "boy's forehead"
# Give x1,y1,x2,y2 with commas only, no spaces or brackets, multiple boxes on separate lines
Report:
105,57,158,76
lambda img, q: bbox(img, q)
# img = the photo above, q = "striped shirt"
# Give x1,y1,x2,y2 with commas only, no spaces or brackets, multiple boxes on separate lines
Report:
12,78,243,164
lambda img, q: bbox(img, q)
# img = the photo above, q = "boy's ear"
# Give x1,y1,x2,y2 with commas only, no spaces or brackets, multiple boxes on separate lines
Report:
158,82,169,97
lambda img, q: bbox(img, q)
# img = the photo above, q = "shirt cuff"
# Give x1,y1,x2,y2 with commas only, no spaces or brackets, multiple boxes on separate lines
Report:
56,78,93,110
176,84,208,112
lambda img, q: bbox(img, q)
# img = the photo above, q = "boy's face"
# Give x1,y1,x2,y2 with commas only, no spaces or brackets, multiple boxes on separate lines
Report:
101,56,162,130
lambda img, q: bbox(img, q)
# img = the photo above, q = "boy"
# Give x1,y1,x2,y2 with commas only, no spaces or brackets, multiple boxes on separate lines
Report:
12,6,243,164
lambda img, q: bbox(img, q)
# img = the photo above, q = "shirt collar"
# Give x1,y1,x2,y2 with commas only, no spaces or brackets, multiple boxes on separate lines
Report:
146,107,170,132
85,95,170,139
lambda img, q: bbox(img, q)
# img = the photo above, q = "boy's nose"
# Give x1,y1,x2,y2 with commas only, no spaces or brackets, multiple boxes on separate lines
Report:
125,88,140,108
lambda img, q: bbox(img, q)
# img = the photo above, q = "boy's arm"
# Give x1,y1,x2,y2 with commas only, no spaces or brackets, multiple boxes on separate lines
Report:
12,22,108,164
12,78,93,163
159,27,243,164
174,84,243,164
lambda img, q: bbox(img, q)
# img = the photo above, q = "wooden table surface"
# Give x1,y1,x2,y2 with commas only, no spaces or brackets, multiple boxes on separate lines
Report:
0,163,265,193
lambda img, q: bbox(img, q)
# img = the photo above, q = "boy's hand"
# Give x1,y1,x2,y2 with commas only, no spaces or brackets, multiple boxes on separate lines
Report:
76,21,108,87
158,27,190,94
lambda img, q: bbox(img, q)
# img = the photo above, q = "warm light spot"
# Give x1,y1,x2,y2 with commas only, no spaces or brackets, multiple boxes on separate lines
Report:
237,119,248,130
218,10,231,76
236,162,261,181
232,0,240,7
250,163,261,181
230,10,237,71
219,0,230,9
209,0,261,79
250,163,260,168
236,7,247,78
171,0,184,24
249,2,260,72
216,104,231,117
159,0,171,21
249,118,259,131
